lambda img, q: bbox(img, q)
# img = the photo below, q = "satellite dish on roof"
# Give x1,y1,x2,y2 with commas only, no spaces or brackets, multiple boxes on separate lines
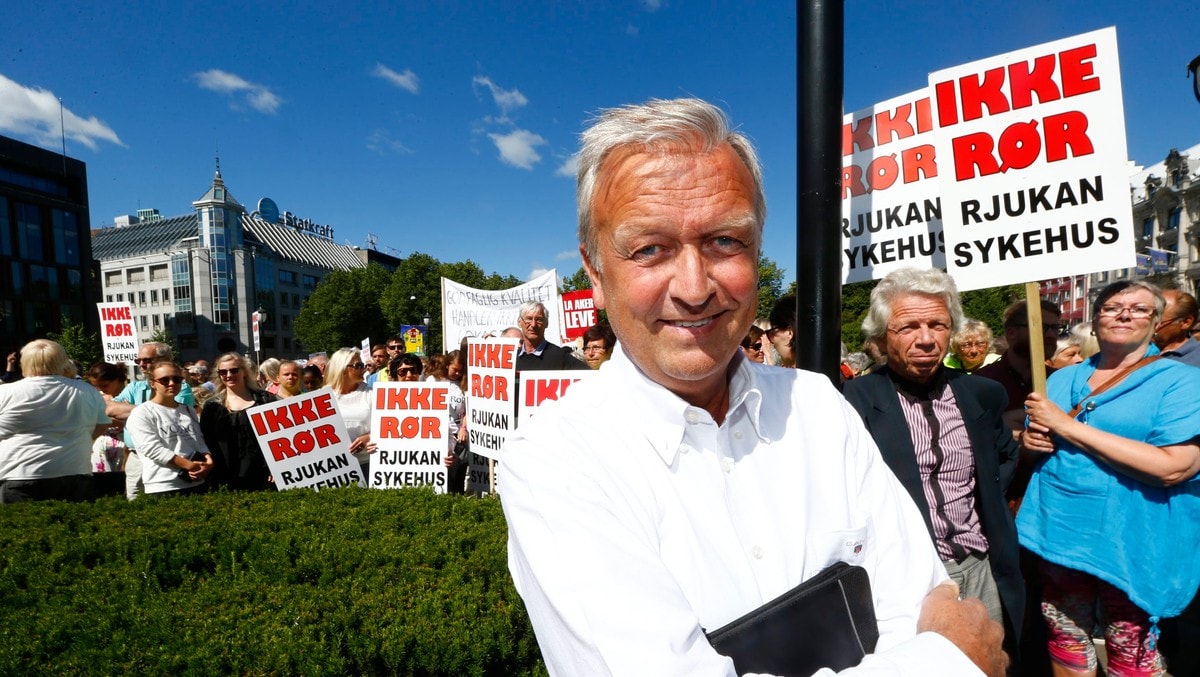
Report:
257,197,280,223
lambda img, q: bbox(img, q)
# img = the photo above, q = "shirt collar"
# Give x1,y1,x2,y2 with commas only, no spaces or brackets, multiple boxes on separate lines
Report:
603,344,768,467
518,339,548,357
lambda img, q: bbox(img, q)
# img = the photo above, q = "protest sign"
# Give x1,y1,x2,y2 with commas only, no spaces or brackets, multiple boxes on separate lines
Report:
465,450,492,495
96,302,138,366
842,89,945,283
360,337,371,366
517,370,593,425
252,311,262,352
929,27,1134,291
560,290,596,341
442,269,560,347
401,325,425,354
370,382,449,491
464,338,518,461
248,388,363,491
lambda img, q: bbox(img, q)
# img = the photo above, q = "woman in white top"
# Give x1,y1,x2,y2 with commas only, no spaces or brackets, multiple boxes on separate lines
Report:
325,347,375,473
125,361,213,496
0,339,109,503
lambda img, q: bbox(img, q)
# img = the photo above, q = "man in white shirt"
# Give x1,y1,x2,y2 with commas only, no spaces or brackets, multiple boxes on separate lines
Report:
500,98,1006,676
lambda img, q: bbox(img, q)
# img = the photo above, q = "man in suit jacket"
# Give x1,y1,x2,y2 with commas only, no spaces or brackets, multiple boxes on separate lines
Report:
514,301,588,372
842,268,1023,657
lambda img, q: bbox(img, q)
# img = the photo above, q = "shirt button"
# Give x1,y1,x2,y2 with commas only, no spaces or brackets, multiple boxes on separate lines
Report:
685,411,699,424
733,431,743,440
721,458,733,474
752,546,763,559
678,445,689,455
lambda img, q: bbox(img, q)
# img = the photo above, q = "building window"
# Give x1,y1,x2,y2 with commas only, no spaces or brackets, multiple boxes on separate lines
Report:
163,288,170,303
140,315,148,329
293,293,302,308
151,289,159,304
15,202,44,261
127,268,145,284
105,270,121,286
153,314,161,328
1169,208,1181,232
1141,218,1153,239
116,293,124,302
106,295,113,302
150,264,169,282
279,270,297,285
302,274,319,289
138,291,147,307
51,209,81,266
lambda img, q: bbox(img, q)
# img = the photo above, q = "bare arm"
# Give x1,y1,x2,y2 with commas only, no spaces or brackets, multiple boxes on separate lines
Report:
918,582,1007,677
106,400,135,422
1025,392,1200,486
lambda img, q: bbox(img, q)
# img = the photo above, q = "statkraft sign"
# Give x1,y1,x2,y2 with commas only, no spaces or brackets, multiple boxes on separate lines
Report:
929,27,1134,291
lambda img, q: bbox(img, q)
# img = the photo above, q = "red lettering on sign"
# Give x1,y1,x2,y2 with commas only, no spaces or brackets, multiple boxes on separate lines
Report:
951,111,1094,181
471,373,509,400
267,423,342,461
469,342,517,370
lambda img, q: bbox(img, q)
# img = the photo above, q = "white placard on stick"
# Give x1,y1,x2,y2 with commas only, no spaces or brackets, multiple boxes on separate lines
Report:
96,302,138,366
464,338,518,461
369,382,450,492
841,88,945,283
248,388,364,491
929,26,1135,291
517,370,593,425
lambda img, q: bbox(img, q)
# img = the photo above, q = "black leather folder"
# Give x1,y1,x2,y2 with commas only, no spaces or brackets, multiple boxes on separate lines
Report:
705,562,879,676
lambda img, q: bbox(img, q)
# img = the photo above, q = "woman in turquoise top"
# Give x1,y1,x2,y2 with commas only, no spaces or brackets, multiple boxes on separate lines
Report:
1020,280,1200,677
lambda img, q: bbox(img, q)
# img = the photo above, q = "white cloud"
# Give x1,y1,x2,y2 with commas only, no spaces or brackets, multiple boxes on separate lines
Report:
528,266,552,282
487,129,546,169
366,129,413,155
373,63,419,94
0,74,123,151
472,75,528,113
554,250,578,261
642,0,664,10
193,69,282,114
555,154,579,177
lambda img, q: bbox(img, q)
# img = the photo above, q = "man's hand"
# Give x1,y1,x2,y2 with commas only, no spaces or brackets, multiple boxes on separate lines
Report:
917,581,1007,677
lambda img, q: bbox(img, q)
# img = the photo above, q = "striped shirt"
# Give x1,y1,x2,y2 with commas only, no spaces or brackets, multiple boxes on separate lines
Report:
891,374,989,561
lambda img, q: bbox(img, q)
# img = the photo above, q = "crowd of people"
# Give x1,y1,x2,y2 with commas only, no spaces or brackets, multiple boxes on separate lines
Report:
4,95,1200,676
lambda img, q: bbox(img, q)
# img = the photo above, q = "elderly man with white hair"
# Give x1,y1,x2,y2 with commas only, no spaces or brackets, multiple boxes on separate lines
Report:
842,267,1023,666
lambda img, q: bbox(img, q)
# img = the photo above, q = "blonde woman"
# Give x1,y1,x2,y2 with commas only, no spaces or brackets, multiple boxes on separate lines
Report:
325,347,375,474
200,352,278,491
126,361,213,497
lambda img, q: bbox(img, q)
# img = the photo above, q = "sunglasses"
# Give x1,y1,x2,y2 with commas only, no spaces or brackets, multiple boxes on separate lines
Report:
387,344,403,350
350,362,366,370
153,376,183,386
396,367,415,374
217,367,241,377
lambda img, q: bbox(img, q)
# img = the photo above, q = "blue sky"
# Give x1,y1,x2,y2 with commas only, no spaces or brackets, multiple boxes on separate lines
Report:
3,1,1197,284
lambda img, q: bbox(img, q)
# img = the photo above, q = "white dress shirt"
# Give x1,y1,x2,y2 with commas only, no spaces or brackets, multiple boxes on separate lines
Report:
501,346,981,676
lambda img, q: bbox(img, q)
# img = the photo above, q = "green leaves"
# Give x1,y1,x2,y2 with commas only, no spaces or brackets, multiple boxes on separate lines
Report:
0,489,545,675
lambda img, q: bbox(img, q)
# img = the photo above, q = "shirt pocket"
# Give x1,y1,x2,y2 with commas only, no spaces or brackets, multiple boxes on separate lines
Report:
804,525,869,578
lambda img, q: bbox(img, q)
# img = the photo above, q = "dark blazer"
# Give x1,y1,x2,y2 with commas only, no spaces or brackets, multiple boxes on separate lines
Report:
515,342,588,372
842,367,1024,644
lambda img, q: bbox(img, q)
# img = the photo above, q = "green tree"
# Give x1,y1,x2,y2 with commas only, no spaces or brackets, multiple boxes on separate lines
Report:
756,254,786,319
960,284,1025,335
840,279,879,352
147,328,180,361
48,316,102,369
561,266,592,292
294,264,394,355
381,253,444,354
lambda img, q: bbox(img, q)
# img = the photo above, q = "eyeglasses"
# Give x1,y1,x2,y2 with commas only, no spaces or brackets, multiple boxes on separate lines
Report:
217,367,241,377
958,340,989,349
152,376,183,386
136,357,155,364
521,316,548,326
387,344,403,351
583,345,607,354
396,367,415,375
349,362,366,370
1098,305,1155,319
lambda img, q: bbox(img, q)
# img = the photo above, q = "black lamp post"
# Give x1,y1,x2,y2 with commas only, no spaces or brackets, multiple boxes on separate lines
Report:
1189,54,1200,104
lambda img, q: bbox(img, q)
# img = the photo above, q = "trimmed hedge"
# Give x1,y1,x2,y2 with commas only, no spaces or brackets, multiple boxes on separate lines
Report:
0,487,546,675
